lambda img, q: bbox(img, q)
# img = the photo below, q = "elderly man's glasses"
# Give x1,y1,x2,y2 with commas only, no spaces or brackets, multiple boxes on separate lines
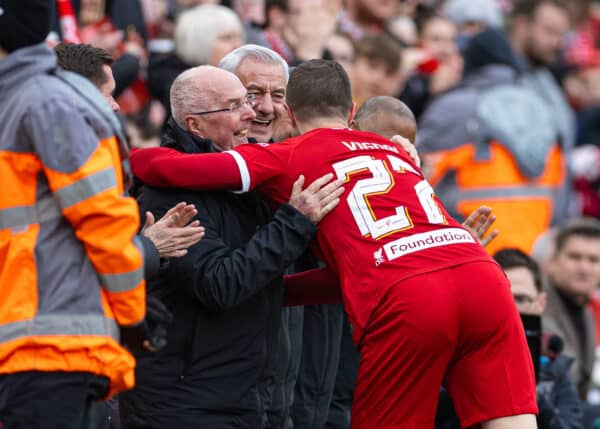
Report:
191,94,257,116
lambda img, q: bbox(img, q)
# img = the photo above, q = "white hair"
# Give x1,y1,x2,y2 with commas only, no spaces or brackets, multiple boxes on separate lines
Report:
170,66,215,128
219,44,289,84
175,4,244,66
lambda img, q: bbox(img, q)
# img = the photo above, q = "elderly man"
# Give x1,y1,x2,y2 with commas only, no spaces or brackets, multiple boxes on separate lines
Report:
220,44,346,428
119,65,342,428
219,43,290,143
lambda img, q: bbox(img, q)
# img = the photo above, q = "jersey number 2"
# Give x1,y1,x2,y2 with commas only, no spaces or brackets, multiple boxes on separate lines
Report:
332,155,445,240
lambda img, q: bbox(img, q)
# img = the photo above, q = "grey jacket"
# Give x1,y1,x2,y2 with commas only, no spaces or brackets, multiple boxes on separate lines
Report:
543,282,596,400
0,43,145,389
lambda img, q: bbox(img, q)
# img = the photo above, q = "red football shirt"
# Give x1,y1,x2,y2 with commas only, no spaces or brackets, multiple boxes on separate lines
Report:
131,128,492,343
228,128,492,343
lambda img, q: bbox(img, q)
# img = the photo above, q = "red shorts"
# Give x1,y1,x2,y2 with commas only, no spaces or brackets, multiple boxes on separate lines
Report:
351,261,538,429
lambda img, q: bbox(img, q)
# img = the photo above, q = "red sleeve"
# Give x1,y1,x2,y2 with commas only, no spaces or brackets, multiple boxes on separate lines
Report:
283,267,342,306
230,142,291,193
130,147,243,190
130,142,291,192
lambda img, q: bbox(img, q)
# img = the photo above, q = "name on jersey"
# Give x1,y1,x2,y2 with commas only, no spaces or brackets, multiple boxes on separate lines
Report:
341,141,400,154
373,227,476,265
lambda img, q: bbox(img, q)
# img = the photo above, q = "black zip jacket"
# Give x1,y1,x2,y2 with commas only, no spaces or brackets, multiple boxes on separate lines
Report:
119,119,317,429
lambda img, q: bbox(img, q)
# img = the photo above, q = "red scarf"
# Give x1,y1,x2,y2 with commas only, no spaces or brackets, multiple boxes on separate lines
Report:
56,0,82,43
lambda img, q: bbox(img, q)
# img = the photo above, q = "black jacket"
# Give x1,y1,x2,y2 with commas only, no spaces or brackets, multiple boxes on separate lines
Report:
538,354,583,429
119,119,317,428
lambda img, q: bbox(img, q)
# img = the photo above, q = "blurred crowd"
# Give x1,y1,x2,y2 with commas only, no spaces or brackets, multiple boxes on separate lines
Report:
44,0,600,235
5,0,600,428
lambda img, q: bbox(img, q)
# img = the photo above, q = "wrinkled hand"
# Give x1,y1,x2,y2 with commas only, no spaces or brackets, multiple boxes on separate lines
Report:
289,173,344,224
462,205,499,247
391,135,421,168
142,202,205,258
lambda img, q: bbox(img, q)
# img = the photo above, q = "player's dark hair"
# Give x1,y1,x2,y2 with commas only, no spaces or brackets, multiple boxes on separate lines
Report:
54,43,113,87
493,248,542,292
555,217,600,253
286,59,353,123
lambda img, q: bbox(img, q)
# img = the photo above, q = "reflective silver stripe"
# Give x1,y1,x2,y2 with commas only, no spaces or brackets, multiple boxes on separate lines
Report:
99,267,144,293
0,195,63,230
0,314,119,344
457,186,555,201
0,205,35,230
36,194,62,223
133,234,145,260
54,168,117,209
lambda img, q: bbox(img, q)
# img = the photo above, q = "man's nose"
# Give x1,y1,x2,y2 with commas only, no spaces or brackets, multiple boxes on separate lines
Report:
256,93,274,115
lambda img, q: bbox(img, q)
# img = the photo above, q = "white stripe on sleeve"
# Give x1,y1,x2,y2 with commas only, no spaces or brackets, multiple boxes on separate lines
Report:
225,150,251,193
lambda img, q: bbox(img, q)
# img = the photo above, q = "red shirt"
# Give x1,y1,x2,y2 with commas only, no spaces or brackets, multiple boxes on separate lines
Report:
131,128,492,343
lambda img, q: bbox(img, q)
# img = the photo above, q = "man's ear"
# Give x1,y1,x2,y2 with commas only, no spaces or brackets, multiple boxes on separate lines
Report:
347,101,357,126
185,116,203,136
350,119,359,131
284,103,297,128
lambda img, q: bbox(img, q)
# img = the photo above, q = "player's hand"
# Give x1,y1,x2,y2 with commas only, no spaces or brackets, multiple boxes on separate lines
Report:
142,202,205,258
462,205,499,248
391,135,421,168
289,173,344,224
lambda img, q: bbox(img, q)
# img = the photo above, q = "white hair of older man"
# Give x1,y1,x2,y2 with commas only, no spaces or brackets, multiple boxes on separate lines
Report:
170,66,215,128
175,4,244,66
219,44,289,84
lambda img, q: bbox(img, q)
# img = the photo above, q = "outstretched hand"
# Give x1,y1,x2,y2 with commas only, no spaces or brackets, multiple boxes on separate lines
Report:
289,173,344,224
142,202,205,258
462,205,499,248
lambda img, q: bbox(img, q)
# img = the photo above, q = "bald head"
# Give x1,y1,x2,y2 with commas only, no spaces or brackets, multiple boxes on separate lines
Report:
170,65,256,150
353,96,417,142
170,65,246,128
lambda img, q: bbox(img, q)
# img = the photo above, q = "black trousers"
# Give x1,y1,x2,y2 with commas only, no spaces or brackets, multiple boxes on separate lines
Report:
0,371,110,429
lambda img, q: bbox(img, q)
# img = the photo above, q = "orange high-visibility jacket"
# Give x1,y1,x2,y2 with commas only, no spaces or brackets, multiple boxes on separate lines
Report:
0,44,145,398
427,141,565,255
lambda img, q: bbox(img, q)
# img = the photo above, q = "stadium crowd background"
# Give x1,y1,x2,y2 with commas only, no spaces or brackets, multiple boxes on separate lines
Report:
4,0,600,427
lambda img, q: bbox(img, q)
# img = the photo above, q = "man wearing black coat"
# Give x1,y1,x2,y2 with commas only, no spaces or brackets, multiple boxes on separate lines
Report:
119,65,342,428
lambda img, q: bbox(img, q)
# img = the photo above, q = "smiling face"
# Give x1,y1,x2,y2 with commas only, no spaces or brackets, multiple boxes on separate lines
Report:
186,71,256,150
235,57,287,142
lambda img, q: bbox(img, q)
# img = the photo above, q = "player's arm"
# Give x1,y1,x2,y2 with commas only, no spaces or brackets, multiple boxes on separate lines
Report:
283,267,342,306
130,147,244,190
